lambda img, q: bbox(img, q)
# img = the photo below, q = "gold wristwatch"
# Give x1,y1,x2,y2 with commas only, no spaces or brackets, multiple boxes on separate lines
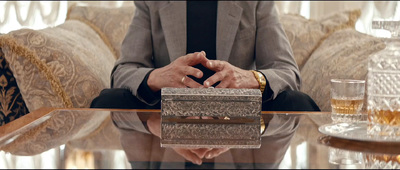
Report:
251,70,266,93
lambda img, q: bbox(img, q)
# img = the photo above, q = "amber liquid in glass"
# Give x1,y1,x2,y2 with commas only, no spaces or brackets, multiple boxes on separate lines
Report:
331,98,363,114
368,110,400,126
365,154,400,169
365,154,400,163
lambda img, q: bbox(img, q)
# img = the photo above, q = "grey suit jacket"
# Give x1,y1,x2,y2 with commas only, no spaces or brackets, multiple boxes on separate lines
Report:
112,1,300,105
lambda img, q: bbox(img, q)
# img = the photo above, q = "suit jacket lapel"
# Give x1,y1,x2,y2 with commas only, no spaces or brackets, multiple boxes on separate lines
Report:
217,1,243,61
159,1,186,62
159,1,242,62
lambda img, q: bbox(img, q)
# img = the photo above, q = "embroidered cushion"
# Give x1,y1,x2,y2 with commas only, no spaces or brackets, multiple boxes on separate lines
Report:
0,46,29,126
279,10,361,70
0,20,115,111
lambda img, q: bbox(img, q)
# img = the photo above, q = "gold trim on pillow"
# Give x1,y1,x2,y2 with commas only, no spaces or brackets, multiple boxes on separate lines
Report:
66,3,117,59
66,3,77,20
67,17,118,60
0,35,73,108
310,9,362,56
66,5,118,60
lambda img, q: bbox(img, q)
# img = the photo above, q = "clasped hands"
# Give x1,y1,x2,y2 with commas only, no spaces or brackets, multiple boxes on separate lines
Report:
147,51,259,92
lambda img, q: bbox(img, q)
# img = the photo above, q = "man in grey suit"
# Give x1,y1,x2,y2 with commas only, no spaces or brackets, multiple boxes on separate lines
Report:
91,1,320,168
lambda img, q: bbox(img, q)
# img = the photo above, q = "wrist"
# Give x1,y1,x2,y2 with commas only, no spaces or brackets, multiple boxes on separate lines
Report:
147,69,161,92
248,71,260,89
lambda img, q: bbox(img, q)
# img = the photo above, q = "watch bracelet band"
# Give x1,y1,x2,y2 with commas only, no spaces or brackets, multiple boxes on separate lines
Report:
251,70,266,93
260,116,266,134
250,70,267,134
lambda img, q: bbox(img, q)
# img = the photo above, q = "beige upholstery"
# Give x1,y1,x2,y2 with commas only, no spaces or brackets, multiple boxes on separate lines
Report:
0,20,117,155
67,5,136,59
0,20,115,111
279,10,361,70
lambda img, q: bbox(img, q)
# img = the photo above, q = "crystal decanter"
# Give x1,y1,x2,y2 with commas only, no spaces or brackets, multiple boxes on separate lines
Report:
367,20,400,139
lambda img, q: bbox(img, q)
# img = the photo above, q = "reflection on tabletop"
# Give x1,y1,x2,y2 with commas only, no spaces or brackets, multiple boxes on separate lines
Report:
319,128,400,169
111,111,301,169
7,109,400,169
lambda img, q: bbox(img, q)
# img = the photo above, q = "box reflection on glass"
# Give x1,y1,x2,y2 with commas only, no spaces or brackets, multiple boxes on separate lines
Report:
330,79,366,123
364,153,400,169
160,88,262,148
328,147,364,168
367,23,400,138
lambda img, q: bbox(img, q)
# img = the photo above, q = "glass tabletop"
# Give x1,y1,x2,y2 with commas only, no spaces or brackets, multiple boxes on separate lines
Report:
0,108,399,169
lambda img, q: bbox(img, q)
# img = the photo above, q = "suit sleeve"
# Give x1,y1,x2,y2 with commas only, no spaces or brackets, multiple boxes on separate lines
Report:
255,1,301,101
111,1,160,105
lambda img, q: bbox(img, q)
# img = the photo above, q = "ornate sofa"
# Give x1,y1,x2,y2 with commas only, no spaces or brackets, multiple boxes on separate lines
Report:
0,5,385,155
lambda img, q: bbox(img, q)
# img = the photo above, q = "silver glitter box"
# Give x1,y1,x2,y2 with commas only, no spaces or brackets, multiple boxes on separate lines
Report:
161,87,262,148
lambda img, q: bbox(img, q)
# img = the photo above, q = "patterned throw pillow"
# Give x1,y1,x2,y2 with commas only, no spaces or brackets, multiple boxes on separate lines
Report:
0,20,115,111
66,5,136,59
0,20,118,155
300,29,385,111
279,9,361,70
0,47,29,126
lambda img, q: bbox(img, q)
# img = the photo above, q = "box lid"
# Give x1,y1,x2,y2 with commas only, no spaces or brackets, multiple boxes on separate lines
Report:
161,87,261,101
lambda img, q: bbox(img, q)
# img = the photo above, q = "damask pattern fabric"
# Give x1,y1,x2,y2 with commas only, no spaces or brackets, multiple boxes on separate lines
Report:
279,10,361,70
0,47,28,126
0,20,118,155
300,29,385,111
66,5,136,59
0,20,115,111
